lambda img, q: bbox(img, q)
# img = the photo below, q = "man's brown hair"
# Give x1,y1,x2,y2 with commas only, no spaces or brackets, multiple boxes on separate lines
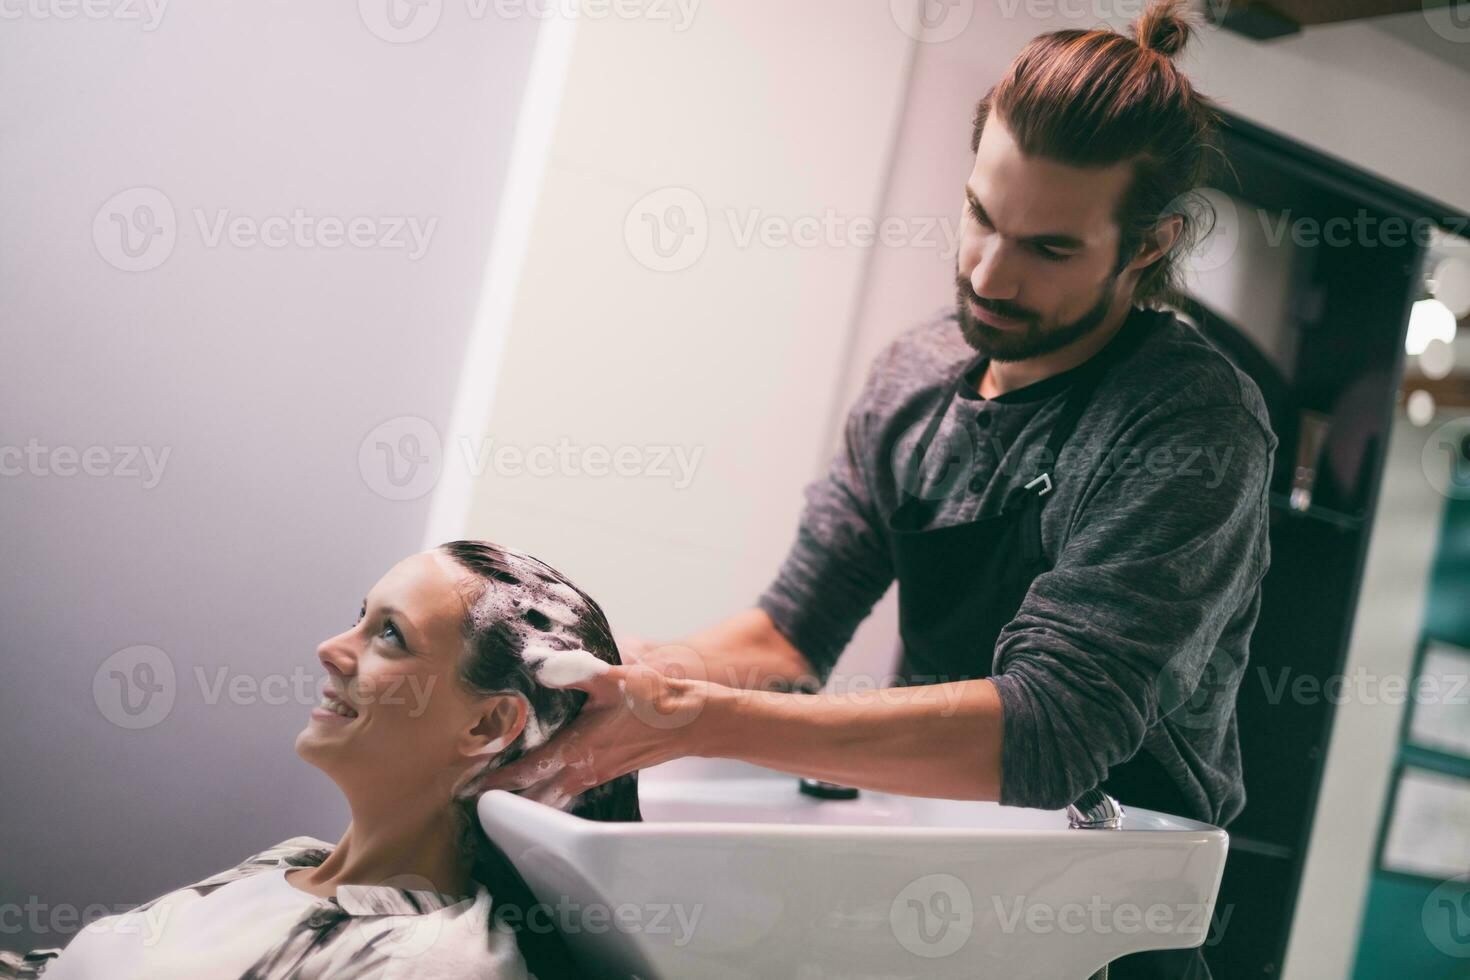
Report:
971,0,1230,308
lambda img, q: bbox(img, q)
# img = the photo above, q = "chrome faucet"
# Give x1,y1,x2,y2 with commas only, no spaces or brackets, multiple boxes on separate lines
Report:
1068,788,1125,829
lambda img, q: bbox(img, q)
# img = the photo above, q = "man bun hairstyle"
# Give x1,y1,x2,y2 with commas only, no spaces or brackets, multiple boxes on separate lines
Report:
971,0,1234,309
1133,0,1193,58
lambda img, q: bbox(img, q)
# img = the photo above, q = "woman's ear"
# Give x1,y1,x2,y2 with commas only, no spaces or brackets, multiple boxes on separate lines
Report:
460,693,528,760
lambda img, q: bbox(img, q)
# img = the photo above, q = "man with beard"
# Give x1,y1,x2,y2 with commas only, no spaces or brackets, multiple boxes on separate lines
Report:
485,4,1273,976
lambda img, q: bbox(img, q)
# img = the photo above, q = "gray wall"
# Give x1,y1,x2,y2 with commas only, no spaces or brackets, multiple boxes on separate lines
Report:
0,6,541,954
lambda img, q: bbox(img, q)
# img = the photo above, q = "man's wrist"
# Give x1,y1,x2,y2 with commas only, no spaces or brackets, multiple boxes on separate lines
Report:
682,679,742,760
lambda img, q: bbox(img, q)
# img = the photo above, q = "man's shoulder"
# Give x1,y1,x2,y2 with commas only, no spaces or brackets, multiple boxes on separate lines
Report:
859,305,1278,449
858,308,972,410
883,307,974,373
1102,307,1278,450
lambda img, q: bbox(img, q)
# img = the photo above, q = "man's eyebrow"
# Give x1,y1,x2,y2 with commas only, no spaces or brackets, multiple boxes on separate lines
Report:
965,186,1087,249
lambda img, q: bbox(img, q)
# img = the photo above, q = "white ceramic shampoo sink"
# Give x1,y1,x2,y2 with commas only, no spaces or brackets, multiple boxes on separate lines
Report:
478,766,1227,979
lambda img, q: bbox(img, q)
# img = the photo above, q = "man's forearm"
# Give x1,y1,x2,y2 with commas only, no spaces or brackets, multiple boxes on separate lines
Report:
689,677,1005,801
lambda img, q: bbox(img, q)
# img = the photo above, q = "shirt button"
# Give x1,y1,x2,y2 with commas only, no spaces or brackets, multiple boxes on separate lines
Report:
306,909,338,929
974,412,991,429
968,474,987,493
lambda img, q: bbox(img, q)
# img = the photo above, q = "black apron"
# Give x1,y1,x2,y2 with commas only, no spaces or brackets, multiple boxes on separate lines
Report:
888,318,1213,979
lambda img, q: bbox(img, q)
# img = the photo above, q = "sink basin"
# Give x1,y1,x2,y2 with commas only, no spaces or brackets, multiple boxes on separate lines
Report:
477,765,1228,979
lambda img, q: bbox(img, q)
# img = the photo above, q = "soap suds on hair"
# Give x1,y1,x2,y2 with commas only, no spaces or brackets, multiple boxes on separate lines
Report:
469,559,583,639
522,644,610,688
532,602,579,627
459,552,609,756
545,582,582,605
520,706,549,750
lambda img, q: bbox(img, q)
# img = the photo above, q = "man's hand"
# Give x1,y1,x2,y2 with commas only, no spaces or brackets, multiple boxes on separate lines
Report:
476,654,714,810
613,633,659,665
616,634,711,681
477,652,1005,806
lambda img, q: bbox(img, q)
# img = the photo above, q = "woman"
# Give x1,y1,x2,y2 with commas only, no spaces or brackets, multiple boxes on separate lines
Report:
1,540,640,979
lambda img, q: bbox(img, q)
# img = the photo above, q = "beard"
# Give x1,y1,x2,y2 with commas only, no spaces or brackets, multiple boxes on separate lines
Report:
954,265,1121,362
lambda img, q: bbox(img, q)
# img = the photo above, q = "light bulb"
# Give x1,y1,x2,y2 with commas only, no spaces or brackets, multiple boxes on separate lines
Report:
1406,299,1457,356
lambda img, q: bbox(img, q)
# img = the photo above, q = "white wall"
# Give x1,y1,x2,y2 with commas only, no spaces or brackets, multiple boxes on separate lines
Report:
0,4,541,955
456,2,917,657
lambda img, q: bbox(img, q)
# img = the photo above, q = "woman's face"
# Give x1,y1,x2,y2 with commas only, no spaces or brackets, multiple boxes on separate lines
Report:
295,550,525,801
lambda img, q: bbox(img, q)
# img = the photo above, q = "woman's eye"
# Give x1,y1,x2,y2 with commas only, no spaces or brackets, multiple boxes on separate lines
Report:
353,606,403,649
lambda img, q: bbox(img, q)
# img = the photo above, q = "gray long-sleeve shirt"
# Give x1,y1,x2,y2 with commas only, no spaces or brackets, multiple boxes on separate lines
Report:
757,304,1277,826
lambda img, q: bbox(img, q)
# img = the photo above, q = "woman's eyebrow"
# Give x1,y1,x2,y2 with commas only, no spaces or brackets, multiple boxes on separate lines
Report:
364,598,424,646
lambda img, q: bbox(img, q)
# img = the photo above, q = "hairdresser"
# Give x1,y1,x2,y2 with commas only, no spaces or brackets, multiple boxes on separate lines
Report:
483,5,1274,976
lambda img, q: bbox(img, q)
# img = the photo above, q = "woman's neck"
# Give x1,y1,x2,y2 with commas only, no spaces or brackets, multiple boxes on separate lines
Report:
288,793,474,900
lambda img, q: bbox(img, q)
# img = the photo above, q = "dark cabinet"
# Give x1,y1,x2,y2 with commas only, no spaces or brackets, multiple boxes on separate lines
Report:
1173,110,1463,976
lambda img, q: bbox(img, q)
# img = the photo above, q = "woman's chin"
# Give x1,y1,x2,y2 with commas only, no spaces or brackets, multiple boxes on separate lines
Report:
293,728,317,762
294,722,345,766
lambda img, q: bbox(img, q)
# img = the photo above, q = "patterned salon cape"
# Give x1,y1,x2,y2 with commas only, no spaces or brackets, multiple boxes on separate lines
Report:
0,836,530,979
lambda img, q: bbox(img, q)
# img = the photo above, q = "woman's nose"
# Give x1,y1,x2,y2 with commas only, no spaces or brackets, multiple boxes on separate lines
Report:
316,631,357,677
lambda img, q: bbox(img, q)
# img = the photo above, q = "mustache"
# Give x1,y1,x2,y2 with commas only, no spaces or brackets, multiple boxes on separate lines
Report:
956,281,1033,323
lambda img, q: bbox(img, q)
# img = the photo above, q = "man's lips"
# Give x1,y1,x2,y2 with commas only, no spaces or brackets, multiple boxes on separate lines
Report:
968,297,1027,328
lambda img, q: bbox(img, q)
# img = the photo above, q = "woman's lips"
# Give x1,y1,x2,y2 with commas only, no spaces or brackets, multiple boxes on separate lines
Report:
311,705,354,723
313,688,359,720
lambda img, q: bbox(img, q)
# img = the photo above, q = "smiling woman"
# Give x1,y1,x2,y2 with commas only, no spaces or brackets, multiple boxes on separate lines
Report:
1,540,638,980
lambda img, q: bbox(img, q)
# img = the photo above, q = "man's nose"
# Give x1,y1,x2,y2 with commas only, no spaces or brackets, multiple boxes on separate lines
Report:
969,238,1020,303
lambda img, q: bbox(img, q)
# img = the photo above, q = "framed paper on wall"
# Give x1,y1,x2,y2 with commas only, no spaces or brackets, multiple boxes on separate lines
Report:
1377,764,1470,881
1405,639,1470,761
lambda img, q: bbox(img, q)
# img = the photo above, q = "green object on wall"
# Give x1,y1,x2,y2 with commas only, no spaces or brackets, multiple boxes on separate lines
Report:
1353,491,1470,978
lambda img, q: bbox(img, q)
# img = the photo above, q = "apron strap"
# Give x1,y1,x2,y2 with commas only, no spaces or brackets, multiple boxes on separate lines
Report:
905,308,1158,509
1025,365,1101,498
1021,309,1157,500
900,354,982,496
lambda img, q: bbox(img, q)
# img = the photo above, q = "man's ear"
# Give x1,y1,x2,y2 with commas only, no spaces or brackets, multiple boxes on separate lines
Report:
460,693,528,759
1127,213,1184,271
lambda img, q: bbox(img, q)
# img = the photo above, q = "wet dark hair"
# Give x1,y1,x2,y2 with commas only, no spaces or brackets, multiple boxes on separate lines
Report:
440,538,639,818
438,538,641,978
